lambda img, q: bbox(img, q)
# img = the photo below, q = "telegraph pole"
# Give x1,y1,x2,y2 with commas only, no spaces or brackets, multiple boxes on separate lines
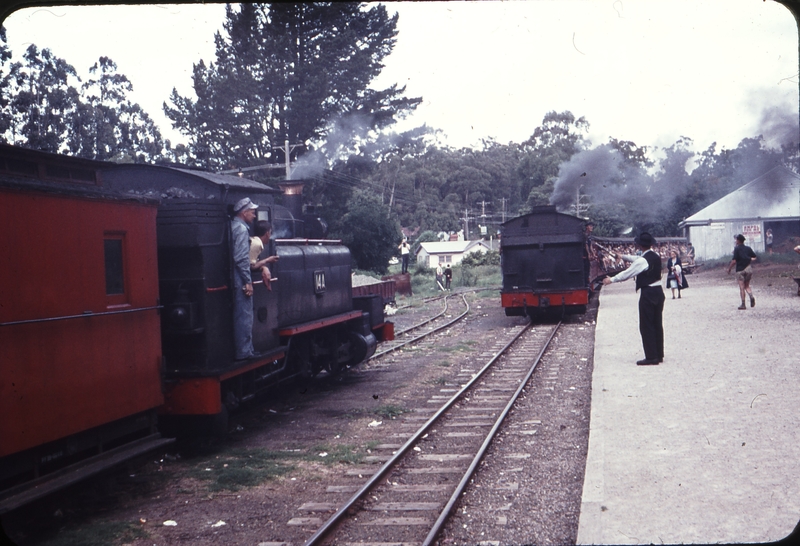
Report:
274,139,304,179
217,139,304,178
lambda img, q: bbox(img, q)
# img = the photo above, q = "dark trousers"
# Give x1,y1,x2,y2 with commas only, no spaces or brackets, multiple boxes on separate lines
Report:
401,255,409,273
638,286,665,360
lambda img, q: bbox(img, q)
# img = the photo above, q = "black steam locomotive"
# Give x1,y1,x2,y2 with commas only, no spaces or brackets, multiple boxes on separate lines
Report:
99,163,393,432
500,206,590,317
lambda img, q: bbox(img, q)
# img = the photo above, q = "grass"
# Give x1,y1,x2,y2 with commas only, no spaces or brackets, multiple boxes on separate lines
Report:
439,340,478,353
402,263,502,298
373,404,408,419
185,447,299,491
184,435,402,490
305,444,366,465
35,521,146,546
474,286,501,298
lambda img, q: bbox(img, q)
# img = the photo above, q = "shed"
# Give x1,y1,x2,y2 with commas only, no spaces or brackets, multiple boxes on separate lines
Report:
416,240,492,268
678,166,800,260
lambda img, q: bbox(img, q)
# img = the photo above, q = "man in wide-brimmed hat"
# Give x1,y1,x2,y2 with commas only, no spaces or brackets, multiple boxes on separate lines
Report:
602,232,665,365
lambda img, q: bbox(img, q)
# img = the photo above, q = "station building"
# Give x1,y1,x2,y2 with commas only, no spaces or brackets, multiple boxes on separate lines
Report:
679,166,800,261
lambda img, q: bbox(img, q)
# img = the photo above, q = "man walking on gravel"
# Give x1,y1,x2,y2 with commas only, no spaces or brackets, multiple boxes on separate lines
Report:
727,233,757,310
602,232,664,365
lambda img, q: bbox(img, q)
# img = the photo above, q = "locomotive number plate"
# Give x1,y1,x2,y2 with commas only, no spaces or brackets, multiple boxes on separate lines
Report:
314,270,326,294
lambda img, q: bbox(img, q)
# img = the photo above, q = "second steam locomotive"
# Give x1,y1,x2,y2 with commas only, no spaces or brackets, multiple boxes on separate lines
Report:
500,206,590,318
500,206,692,319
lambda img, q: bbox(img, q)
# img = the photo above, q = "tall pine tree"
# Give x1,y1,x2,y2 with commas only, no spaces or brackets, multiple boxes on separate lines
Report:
164,3,421,171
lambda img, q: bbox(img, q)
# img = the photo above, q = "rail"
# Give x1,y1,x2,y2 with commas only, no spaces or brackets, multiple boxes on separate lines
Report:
303,318,561,545
370,293,469,360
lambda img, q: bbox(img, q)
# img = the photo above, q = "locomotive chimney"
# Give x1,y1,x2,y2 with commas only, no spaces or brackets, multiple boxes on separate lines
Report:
278,181,305,220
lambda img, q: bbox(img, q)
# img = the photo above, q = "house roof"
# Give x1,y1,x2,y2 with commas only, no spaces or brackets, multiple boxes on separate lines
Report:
417,240,490,255
681,166,800,226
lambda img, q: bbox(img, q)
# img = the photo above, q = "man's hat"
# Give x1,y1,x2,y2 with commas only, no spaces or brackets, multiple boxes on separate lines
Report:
634,232,655,247
234,197,258,213
736,234,746,243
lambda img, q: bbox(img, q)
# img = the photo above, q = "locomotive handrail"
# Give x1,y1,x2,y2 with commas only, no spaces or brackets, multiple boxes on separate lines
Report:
274,238,342,245
0,305,163,327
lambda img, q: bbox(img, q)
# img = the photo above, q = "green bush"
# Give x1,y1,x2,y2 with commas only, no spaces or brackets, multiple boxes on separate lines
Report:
460,250,500,266
458,263,501,287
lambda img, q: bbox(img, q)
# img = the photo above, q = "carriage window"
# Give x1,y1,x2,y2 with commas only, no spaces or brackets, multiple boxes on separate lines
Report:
104,237,125,296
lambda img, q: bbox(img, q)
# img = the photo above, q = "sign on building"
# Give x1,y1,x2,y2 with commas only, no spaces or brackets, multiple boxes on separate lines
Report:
742,223,762,243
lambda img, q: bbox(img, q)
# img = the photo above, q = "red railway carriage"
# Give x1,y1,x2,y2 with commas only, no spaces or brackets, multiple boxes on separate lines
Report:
500,206,590,318
0,145,168,499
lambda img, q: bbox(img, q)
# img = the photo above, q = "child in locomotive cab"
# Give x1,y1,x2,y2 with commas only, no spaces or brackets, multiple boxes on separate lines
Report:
250,220,279,291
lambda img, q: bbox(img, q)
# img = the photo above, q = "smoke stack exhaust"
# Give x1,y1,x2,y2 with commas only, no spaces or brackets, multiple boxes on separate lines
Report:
278,181,306,220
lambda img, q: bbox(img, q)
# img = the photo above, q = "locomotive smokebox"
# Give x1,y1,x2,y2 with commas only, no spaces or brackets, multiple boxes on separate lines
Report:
278,180,307,221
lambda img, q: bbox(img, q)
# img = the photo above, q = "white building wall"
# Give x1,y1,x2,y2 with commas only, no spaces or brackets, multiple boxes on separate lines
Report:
689,220,764,261
416,249,430,266
416,245,489,268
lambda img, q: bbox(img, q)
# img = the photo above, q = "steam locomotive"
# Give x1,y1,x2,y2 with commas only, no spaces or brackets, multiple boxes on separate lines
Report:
500,206,590,317
500,206,691,319
0,144,392,509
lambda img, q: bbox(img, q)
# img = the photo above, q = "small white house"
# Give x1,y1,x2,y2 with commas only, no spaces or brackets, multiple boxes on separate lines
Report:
679,166,800,261
416,240,492,268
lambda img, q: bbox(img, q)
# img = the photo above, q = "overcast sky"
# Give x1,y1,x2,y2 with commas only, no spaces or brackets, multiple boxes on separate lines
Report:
3,1,798,155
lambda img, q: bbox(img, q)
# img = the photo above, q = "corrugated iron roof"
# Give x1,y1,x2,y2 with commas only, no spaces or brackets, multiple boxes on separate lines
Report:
418,240,490,254
166,167,281,192
681,166,800,226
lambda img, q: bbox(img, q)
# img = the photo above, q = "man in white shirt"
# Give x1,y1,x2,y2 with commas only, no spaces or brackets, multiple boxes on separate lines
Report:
602,232,664,365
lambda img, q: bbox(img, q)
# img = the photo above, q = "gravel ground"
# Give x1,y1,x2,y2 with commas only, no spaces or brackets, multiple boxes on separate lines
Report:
3,262,798,546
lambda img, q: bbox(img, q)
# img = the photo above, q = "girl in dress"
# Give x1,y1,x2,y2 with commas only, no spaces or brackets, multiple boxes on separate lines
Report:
666,250,682,299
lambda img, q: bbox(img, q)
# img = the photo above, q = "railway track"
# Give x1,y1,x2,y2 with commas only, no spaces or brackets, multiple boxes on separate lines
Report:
370,293,470,360
302,319,562,545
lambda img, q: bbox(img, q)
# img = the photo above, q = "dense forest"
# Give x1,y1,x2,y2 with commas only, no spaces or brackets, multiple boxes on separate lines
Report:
1,3,798,272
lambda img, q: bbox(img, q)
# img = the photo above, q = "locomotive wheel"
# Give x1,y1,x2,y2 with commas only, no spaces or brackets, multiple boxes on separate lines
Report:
289,335,318,378
327,360,345,376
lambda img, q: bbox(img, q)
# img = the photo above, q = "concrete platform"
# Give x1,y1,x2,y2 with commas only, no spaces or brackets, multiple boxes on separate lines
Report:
578,272,800,544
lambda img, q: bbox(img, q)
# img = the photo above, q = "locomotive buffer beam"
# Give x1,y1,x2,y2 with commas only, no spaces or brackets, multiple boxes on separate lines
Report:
278,310,363,336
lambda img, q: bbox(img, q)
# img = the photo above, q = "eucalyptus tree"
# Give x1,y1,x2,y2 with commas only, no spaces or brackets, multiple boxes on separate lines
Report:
164,2,422,171
0,27,13,139
6,44,79,153
69,56,164,162
517,110,590,208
